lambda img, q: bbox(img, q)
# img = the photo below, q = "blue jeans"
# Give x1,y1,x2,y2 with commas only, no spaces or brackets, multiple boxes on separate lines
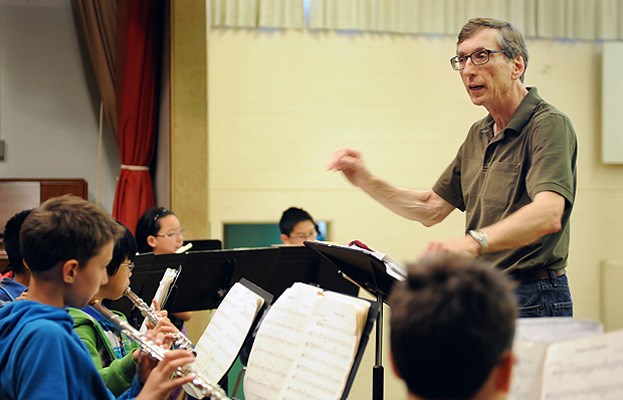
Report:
514,273,573,318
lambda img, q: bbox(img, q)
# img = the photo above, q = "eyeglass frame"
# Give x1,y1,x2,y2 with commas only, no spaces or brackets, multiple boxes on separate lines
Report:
153,228,185,239
120,261,135,272
288,231,318,241
450,48,509,71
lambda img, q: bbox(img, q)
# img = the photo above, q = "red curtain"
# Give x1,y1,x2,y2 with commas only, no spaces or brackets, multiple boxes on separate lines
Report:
112,0,162,233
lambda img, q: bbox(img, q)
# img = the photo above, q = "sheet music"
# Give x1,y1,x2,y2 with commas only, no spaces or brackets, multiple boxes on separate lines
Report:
509,340,548,400
244,283,370,400
139,267,179,333
541,330,623,400
515,317,603,344
510,318,604,400
184,282,265,398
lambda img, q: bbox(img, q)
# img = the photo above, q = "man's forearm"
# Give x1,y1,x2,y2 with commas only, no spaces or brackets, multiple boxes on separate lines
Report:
360,175,454,226
479,191,565,254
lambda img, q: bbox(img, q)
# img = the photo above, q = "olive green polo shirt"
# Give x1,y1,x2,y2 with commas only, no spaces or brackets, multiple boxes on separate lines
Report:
433,88,577,273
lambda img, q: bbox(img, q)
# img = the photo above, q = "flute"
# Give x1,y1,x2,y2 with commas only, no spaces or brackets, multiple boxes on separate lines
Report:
90,299,230,400
176,242,193,253
124,287,194,352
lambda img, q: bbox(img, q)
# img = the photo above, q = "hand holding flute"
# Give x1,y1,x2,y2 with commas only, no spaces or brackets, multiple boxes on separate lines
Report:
125,287,195,351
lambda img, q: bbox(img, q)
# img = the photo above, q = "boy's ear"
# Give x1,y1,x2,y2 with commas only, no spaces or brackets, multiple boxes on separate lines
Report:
494,351,515,393
280,234,289,245
389,348,402,379
62,260,80,283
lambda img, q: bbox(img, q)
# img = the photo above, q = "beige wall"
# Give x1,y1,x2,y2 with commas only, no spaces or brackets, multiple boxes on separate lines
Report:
205,29,623,397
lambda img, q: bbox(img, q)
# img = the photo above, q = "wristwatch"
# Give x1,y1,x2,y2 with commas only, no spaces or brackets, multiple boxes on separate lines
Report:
468,229,489,254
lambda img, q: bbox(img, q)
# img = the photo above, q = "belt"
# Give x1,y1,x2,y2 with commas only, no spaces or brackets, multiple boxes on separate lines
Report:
511,268,566,283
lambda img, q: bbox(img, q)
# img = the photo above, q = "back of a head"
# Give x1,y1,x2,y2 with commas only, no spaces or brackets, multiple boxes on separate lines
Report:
389,252,517,399
3,209,32,275
279,207,315,235
135,207,175,254
20,195,124,273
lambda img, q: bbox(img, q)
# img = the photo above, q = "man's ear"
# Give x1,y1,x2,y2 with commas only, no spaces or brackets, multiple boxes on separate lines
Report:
511,56,525,80
62,260,80,284
280,234,289,245
494,351,515,393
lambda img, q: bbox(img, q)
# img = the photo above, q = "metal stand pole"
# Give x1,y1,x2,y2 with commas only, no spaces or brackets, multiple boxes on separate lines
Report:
372,294,384,400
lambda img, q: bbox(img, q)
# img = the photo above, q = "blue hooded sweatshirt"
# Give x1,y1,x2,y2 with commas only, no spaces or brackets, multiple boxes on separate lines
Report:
0,278,27,303
0,300,141,400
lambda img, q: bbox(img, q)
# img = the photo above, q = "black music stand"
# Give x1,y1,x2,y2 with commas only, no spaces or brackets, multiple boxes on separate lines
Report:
304,241,403,400
165,249,244,313
269,245,359,299
183,239,222,251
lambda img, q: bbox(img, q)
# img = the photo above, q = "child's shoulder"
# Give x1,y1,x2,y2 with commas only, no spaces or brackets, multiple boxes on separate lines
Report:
9,302,74,343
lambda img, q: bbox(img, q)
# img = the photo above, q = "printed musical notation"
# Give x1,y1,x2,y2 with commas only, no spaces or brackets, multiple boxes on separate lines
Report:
184,282,265,399
509,323,623,400
244,283,371,400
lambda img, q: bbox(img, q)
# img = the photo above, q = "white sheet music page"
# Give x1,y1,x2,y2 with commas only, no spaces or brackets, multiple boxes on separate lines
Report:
244,283,320,400
515,317,603,344
509,340,548,400
509,318,605,400
183,282,265,398
139,267,179,333
540,329,623,400
244,283,369,400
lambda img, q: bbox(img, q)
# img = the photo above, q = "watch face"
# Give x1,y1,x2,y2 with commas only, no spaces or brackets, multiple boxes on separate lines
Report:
469,230,488,247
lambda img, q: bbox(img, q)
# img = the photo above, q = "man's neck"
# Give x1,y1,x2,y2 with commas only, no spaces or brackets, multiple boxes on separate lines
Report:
488,84,529,135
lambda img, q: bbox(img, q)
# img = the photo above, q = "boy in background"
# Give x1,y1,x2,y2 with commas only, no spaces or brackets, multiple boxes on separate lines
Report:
279,207,319,246
0,209,32,304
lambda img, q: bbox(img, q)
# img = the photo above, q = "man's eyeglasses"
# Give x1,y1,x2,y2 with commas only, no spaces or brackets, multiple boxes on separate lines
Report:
121,262,135,272
154,229,185,239
450,49,508,71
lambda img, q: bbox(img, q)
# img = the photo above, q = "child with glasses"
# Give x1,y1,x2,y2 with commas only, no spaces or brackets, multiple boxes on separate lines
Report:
68,222,181,396
135,207,192,342
278,207,319,246
135,207,185,255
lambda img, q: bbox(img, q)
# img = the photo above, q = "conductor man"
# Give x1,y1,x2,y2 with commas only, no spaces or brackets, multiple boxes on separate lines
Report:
328,17,577,318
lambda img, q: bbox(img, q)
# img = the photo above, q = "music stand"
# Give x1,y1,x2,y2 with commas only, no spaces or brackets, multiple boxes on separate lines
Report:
304,241,402,400
165,249,240,312
184,239,222,251
269,246,359,299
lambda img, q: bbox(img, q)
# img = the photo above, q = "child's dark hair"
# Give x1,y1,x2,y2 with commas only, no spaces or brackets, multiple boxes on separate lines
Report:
107,222,138,276
20,195,123,272
2,209,32,275
389,252,517,399
279,207,316,236
135,207,175,253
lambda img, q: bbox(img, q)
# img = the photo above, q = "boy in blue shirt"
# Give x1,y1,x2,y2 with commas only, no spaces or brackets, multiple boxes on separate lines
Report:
0,209,32,304
0,195,195,399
